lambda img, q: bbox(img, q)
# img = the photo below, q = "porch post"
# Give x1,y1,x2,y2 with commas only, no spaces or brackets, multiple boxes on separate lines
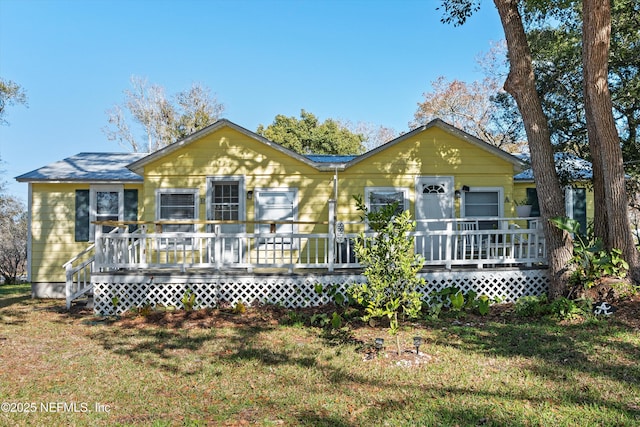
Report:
140,224,147,265
65,263,73,310
328,199,335,272
445,221,453,270
214,225,222,270
95,226,103,270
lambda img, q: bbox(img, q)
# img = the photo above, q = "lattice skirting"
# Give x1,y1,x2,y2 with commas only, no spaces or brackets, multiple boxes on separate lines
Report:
92,268,549,316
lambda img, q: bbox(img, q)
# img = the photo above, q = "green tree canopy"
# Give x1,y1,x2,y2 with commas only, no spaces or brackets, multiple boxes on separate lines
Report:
493,0,640,172
256,110,366,155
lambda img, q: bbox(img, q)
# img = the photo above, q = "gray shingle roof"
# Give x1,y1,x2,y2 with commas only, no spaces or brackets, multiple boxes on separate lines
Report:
514,153,593,181
305,154,358,163
15,152,146,182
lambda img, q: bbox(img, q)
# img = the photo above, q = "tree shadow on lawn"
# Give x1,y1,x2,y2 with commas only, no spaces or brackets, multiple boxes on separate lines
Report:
55,305,639,425
291,382,636,427
0,294,32,325
0,293,30,309
430,318,640,390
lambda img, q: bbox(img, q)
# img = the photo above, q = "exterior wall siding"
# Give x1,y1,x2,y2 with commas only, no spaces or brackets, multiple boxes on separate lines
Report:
29,183,143,284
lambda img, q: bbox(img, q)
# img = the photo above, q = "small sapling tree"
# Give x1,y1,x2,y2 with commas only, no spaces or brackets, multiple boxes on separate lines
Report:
348,195,424,355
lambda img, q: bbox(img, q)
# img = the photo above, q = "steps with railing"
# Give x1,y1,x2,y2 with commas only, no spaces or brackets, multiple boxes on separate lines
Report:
63,243,95,309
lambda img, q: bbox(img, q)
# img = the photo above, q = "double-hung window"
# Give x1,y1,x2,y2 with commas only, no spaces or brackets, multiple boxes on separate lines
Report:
156,189,199,245
363,187,408,228
461,187,504,229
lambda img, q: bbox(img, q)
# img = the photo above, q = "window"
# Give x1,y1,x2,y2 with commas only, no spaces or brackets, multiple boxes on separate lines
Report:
565,187,587,235
156,189,199,233
462,188,503,229
210,182,240,221
90,185,124,240
255,188,297,246
74,186,138,242
364,187,408,215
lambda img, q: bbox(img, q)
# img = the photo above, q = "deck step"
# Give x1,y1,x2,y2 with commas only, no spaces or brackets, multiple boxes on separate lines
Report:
73,296,94,310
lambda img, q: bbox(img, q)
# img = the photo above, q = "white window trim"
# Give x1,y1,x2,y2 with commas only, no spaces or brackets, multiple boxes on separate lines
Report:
206,176,246,229
89,185,124,241
564,186,574,219
155,188,200,248
254,187,299,248
461,187,504,225
364,187,409,213
155,188,200,223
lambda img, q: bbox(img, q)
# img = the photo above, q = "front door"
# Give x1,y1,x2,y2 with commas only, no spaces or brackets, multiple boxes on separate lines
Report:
415,177,454,260
207,178,244,264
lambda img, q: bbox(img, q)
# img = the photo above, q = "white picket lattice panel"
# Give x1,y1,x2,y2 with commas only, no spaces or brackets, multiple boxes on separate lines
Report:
92,269,549,316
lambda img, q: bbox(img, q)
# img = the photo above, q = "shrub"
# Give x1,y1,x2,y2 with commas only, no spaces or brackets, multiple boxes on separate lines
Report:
550,217,629,290
348,195,424,354
514,295,550,318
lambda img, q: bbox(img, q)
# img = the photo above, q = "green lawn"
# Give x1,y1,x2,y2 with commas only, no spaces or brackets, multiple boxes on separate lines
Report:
0,288,639,426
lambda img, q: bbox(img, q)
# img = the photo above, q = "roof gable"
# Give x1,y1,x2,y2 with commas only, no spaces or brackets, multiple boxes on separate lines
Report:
345,119,525,173
127,119,336,173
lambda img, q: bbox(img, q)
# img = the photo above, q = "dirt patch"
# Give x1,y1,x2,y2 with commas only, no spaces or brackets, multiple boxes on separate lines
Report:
71,291,640,337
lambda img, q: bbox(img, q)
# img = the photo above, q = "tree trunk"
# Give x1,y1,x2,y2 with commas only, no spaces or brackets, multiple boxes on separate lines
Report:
493,0,574,298
582,0,640,282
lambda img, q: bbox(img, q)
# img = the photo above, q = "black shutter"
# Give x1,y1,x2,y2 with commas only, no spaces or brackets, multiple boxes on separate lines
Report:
572,188,587,235
75,190,90,242
526,188,540,217
124,189,138,232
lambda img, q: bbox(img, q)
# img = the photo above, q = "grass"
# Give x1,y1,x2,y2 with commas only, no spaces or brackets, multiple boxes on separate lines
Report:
0,287,639,426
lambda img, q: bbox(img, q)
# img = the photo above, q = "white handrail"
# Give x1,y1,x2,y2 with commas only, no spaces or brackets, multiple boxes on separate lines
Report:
91,218,546,272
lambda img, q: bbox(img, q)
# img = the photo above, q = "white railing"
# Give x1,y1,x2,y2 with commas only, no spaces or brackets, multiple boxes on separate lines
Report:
92,217,546,272
63,243,96,309
64,227,146,308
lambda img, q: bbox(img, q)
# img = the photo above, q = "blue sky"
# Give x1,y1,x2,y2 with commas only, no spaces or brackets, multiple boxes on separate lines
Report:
0,0,505,201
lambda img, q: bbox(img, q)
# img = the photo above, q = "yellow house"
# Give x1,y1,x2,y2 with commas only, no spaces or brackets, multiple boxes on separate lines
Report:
16,119,589,310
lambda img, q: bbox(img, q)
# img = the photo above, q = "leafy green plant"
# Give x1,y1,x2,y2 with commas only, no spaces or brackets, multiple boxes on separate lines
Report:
331,312,343,329
514,295,549,318
139,303,153,317
314,283,348,306
550,217,629,289
549,297,583,320
310,312,330,327
281,311,306,327
232,302,247,314
449,290,465,313
476,295,491,316
310,311,344,329
181,288,196,312
428,287,494,317
348,194,424,355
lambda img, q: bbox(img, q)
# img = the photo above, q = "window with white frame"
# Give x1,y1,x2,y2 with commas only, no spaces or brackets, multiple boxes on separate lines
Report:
255,188,297,246
156,189,199,233
462,188,503,229
89,185,124,240
364,187,408,215
210,181,240,221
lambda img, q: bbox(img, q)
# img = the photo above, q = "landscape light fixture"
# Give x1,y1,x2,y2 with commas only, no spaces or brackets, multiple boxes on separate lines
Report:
374,337,384,352
413,336,423,354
